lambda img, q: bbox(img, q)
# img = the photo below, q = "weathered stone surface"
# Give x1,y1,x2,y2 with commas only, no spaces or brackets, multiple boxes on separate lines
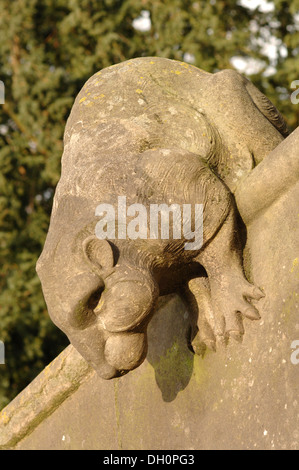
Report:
36,57,288,380
2,179,299,449
0,345,92,449
236,125,299,224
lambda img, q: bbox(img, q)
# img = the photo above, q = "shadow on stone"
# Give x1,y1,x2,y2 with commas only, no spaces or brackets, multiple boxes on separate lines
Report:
146,294,195,402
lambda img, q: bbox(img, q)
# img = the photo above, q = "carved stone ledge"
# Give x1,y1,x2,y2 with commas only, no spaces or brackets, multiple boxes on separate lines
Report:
0,345,92,449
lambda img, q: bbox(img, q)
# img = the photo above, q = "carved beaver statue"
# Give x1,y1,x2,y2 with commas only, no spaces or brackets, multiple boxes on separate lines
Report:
37,57,288,379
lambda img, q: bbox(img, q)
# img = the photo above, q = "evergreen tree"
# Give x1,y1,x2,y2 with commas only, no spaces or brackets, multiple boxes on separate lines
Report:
253,0,299,129
0,0,297,408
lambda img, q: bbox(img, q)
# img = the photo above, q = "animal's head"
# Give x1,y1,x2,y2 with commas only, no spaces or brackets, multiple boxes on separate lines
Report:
37,232,159,379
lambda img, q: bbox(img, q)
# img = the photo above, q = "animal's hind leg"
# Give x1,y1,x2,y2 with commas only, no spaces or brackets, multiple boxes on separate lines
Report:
183,276,216,355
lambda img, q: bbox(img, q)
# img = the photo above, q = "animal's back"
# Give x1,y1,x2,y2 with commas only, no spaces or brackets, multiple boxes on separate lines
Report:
56,58,216,205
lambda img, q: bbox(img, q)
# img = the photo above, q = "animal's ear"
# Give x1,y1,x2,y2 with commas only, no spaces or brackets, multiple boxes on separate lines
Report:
245,79,289,138
82,236,115,271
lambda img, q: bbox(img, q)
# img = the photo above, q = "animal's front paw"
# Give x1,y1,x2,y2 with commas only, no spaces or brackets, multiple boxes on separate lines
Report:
209,273,265,342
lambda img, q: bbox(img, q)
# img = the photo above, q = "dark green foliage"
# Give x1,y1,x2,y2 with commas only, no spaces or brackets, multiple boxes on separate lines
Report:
0,0,298,408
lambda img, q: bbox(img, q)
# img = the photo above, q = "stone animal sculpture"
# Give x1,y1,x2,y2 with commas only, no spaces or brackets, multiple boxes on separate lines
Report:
37,57,289,379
